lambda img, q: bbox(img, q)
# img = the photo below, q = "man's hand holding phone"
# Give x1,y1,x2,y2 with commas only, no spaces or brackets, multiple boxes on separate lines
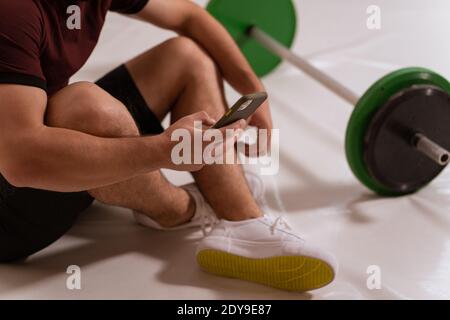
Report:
160,111,247,172
159,92,268,172
214,92,271,157
244,98,273,157
212,92,268,129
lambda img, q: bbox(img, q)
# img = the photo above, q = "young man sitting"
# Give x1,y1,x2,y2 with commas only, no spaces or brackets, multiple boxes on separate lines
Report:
0,0,336,291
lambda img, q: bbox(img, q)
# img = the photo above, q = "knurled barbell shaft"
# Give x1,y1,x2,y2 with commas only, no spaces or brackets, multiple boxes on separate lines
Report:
249,26,450,167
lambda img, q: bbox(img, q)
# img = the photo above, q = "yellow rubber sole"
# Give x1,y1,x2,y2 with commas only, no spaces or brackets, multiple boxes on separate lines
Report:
197,250,335,292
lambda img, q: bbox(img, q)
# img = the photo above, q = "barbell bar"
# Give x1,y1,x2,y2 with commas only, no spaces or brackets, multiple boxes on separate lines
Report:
249,26,450,166
207,0,450,196
249,27,360,106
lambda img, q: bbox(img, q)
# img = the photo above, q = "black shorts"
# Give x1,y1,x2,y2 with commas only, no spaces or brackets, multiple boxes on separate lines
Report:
0,65,163,262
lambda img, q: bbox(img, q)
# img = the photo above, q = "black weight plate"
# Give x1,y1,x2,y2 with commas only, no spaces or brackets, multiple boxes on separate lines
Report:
364,85,450,194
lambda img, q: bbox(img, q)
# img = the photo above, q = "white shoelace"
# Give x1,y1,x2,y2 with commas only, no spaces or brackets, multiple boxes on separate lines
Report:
199,205,219,236
269,216,292,235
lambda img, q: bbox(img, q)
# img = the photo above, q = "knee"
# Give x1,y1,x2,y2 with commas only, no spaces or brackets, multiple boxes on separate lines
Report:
46,82,139,138
168,37,219,77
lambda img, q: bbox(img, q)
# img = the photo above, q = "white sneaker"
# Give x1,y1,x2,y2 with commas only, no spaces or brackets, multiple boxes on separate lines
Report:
196,215,337,292
133,171,265,231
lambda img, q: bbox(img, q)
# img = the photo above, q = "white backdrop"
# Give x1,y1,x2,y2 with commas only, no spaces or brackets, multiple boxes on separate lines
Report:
1,0,450,300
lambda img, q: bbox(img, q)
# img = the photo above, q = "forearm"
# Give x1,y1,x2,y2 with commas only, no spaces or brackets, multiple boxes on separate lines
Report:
184,9,264,94
4,126,166,192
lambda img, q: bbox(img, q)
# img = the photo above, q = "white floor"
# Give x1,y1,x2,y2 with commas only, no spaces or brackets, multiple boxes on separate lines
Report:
1,0,450,300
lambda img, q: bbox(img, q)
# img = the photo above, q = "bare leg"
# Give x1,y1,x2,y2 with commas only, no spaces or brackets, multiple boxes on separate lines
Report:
45,82,194,228
126,37,262,221
47,36,262,226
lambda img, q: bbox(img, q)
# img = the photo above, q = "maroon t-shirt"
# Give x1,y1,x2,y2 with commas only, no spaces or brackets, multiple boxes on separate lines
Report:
0,0,149,95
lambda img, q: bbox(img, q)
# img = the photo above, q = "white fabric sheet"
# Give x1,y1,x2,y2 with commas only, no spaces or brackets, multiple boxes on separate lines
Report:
1,0,450,300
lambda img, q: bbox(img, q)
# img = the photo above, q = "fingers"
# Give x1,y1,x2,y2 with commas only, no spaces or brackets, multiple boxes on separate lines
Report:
209,129,244,160
239,141,259,158
190,111,216,126
201,120,246,160
217,119,247,152
238,128,271,158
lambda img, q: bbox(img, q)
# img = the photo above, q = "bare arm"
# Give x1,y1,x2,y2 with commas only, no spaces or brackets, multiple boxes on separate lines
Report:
0,85,168,192
0,85,244,192
136,0,273,154
136,0,264,95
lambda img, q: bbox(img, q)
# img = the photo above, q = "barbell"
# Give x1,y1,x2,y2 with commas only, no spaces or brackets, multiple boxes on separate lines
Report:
207,0,450,196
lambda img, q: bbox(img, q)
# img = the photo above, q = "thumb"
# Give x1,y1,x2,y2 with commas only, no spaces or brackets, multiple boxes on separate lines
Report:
191,111,216,126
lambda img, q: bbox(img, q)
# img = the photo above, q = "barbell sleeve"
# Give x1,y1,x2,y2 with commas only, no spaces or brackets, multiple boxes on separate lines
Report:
249,26,360,106
414,134,450,166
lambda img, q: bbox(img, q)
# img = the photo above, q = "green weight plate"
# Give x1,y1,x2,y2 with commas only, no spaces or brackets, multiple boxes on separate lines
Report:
207,0,297,77
345,67,450,196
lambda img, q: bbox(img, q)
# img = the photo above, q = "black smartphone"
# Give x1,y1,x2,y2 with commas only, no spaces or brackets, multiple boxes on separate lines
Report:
213,92,268,129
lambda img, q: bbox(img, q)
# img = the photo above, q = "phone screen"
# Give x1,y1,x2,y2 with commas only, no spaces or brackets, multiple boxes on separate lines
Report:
213,92,268,129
